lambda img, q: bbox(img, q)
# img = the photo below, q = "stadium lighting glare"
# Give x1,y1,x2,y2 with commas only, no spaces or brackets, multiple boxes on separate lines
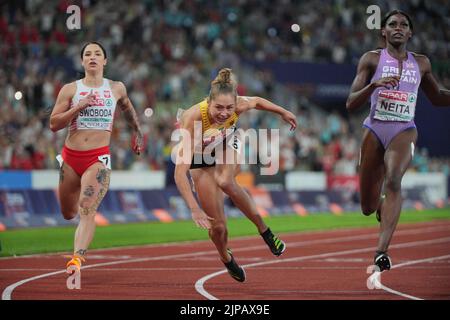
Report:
144,108,154,118
291,24,301,32
14,91,23,100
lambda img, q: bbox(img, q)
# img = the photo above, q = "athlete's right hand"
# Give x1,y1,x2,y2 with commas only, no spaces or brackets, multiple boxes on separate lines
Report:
191,207,214,229
77,90,96,110
373,76,400,89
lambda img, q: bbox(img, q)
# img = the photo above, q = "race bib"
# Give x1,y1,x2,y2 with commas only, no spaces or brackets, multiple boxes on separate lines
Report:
56,154,64,167
98,154,112,170
227,134,242,154
176,108,185,122
374,90,417,122
76,105,114,131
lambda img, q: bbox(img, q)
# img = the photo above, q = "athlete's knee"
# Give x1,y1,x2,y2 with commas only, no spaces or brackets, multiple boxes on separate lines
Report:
79,197,97,216
385,174,402,193
215,176,237,194
60,202,78,220
209,222,227,238
61,208,78,220
361,204,377,216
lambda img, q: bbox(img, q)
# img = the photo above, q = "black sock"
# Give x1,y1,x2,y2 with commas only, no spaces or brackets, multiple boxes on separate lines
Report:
261,228,271,237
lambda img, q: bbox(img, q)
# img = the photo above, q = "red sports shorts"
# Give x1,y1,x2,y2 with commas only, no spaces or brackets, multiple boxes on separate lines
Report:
59,145,111,176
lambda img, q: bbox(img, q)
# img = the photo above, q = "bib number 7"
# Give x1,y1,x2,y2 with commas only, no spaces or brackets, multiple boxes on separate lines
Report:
98,154,111,170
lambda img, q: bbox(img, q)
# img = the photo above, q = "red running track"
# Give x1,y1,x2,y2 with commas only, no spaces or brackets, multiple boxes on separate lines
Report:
1,220,450,300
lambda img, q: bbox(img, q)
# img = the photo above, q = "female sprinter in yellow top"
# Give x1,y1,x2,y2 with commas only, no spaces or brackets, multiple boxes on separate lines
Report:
175,68,297,282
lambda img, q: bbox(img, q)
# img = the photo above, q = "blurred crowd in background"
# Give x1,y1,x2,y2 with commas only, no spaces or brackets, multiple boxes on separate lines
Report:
1,0,449,178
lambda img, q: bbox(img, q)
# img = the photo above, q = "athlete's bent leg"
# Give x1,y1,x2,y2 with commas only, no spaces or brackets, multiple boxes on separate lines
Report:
58,162,81,220
191,168,246,281
214,163,267,233
214,146,285,256
190,168,230,262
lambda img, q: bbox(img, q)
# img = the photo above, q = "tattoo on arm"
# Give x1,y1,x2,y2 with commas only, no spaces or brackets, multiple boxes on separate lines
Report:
122,101,140,131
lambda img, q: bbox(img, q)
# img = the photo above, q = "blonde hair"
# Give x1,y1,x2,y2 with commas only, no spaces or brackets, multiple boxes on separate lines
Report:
207,68,237,102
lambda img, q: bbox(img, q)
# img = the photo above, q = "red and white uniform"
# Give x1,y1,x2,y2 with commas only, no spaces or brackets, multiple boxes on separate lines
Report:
69,78,117,132
57,79,116,176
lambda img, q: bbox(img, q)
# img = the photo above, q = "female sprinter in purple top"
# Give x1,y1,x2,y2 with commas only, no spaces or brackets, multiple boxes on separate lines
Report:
346,10,450,271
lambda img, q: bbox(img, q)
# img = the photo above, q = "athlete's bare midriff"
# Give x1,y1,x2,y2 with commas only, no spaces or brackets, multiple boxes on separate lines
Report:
65,129,111,150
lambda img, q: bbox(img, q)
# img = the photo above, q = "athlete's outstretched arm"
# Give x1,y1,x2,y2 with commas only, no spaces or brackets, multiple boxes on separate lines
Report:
237,96,297,130
419,56,450,107
346,52,400,112
49,83,95,132
116,82,143,155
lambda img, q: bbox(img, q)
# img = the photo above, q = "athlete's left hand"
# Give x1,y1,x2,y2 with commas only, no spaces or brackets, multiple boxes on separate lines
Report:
282,111,297,131
132,130,144,155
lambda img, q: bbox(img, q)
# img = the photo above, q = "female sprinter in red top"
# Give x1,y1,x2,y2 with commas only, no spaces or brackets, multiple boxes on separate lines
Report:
50,42,143,272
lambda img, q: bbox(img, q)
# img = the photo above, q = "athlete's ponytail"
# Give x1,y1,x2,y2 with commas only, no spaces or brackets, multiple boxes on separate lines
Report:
208,68,237,102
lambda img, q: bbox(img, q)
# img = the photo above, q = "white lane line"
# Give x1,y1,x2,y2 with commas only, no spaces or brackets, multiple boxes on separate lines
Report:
2,220,449,260
5,264,450,272
0,268,221,272
265,290,371,294
217,224,450,257
195,237,450,300
2,223,445,270
2,224,450,300
376,254,450,300
2,249,217,300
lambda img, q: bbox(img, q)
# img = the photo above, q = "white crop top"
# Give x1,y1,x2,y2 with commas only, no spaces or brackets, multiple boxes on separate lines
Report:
69,78,117,132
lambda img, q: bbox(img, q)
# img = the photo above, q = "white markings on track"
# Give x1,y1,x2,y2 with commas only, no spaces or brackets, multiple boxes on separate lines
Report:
376,254,450,300
2,223,450,300
3,221,449,261
195,237,450,300
265,290,371,294
2,250,218,300
80,255,132,260
321,258,366,262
